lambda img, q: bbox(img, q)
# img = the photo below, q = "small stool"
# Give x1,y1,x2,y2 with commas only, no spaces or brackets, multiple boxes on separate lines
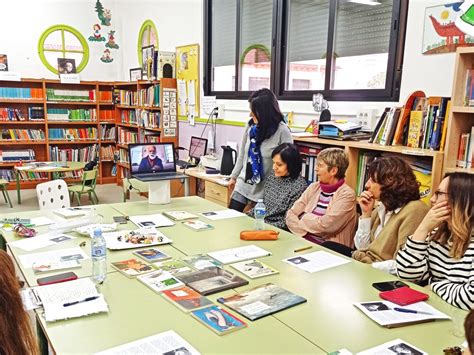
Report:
0,179,13,208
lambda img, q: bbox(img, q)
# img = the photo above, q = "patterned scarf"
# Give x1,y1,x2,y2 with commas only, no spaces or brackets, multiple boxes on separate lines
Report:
246,125,263,184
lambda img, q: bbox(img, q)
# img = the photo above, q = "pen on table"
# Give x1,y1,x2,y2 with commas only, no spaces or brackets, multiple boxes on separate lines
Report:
294,246,313,253
393,307,434,315
63,296,99,307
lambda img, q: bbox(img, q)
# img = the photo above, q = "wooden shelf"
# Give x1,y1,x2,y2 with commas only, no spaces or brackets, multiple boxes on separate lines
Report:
444,166,474,174
114,81,137,87
46,101,97,105
47,121,98,125
117,122,138,129
99,102,114,105
117,162,130,169
140,106,160,111
0,99,44,104
116,105,138,109
0,141,46,145
117,144,129,149
450,106,474,113
141,127,161,132
48,140,98,145
100,159,114,162
0,121,45,125
99,121,116,124
100,140,116,144
138,80,160,85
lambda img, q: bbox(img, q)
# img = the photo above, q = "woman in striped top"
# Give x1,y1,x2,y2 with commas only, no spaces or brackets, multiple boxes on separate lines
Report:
396,173,474,310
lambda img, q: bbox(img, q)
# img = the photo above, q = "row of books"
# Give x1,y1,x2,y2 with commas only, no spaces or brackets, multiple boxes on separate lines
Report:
101,145,115,160
0,108,28,121
98,91,112,103
0,149,36,162
0,169,47,181
116,90,137,106
46,88,95,102
48,128,98,140
457,127,474,168
137,85,160,107
298,144,323,183
0,129,45,141
118,148,129,163
99,109,114,121
0,87,43,100
47,108,97,121
138,109,160,128
50,144,99,163
118,128,138,144
100,126,116,140
29,107,45,120
464,69,474,107
121,110,137,125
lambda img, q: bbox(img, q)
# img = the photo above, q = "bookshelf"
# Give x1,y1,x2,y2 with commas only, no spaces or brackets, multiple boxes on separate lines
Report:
444,47,474,175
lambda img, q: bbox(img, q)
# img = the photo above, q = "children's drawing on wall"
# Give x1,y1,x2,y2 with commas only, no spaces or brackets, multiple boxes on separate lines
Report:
180,52,188,70
423,1,474,54
105,30,119,49
100,49,113,63
88,24,106,42
456,0,474,36
95,0,111,26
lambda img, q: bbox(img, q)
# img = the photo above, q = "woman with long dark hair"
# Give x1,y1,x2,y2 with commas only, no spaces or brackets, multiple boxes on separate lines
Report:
229,88,293,212
0,250,38,355
397,172,474,310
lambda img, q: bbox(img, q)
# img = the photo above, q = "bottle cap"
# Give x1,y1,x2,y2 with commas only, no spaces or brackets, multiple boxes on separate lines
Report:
257,199,263,203
93,227,102,237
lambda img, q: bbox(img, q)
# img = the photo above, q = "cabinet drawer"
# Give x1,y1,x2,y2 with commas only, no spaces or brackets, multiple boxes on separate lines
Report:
204,181,229,204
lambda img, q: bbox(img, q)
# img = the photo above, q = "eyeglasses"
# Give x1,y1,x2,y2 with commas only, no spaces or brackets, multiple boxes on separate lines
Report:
433,190,448,199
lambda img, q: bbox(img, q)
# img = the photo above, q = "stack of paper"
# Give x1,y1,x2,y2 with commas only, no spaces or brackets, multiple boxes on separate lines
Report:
208,245,271,264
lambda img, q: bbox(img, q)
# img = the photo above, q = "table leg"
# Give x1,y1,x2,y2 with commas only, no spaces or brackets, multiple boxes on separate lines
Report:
37,321,48,355
16,170,21,204
184,178,189,197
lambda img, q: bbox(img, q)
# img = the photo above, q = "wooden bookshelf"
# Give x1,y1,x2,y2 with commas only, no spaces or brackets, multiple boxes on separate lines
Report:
444,47,474,175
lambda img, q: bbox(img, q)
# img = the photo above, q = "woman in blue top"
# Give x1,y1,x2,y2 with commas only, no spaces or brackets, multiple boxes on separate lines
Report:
229,89,293,212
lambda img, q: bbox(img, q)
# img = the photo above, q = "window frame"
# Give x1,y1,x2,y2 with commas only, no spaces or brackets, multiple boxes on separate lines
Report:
138,20,159,66
204,0,408,102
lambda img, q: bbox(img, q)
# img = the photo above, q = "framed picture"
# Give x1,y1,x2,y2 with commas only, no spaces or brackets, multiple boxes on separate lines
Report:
57,58,77,74
129,67,142,82
0,54,8,71
141,45,155,78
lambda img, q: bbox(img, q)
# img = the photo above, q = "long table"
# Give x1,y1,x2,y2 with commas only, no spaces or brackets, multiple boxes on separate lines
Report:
1,196,467,354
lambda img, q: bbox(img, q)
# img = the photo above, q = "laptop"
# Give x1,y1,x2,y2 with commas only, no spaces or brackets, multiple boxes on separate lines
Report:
176,136,208,168
129,142,186,182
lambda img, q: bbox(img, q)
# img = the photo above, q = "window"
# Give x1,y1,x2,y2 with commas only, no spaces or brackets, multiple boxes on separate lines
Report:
138,20,159,65
38,25,89,74
204,0,407,101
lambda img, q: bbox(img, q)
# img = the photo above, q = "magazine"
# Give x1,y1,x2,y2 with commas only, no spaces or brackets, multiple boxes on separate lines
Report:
208,245,271,264
154,259,195,276
162,211,198,221
111,258,155,278
357,339,427,355
133,248,171,262
161,286,214,312
182,254,222,270
230,259,278,279
191,305,247,335
137,270,184,293
182,220,214,231
217,283,307,321
177,267,249,296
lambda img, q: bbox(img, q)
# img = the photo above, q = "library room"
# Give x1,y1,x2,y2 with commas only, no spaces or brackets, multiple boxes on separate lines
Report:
0,0,473,354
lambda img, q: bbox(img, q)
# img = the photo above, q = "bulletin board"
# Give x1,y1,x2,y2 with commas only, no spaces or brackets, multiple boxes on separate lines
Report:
176,43,200,119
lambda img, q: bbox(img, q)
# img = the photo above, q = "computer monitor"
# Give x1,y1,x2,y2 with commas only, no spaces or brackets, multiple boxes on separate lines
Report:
188,136,208,161
129,143,176,174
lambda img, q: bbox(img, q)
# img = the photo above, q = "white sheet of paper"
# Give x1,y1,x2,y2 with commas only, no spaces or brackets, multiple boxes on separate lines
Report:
129,214,174,228
95,330,201,355
9,233,70,252
208,245,271,264
199,209,245,220
20,288,41,311
283,250,351,273
177,79,187,115
19,247,88,268
202,96,217,115
357,338,427,355
187,80,196,105
31,217,56,227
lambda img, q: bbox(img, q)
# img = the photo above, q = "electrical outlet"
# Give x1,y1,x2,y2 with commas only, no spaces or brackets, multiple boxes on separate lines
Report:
216,104,225,120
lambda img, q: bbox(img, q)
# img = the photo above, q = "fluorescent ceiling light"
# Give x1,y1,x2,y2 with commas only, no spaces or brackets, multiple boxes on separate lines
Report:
346,0,381,5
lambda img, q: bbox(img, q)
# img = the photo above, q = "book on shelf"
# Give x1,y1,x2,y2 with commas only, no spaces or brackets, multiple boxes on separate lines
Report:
182,220,214,231
0,86,43,100
464,68,474,106
0,108,27,121
0,149,35,162
100,145,115,161
99,109,114,121
111,258,155,278
177,266,249,296
191,305,247,335
118,127,138,144
182,254,222,270
154,258,195,276
161,286,214,312
48,127,98,140
138,109,160,129
217,283,307,321
407,110,424,148
50,145,98,162
29,107,45,120
0,128,45,141
117,90,137,106
230,259,279,279
121,110,137,125
46,88,95,102
98,91,112,103
133,248,171,263
137,270,184,293
47,108,97,121
457,128,474,168
137,84,160,107
162,211,198,221
100,126,116,140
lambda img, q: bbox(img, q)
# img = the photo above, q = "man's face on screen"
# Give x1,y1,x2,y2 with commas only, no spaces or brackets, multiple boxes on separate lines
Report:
146,146,157,159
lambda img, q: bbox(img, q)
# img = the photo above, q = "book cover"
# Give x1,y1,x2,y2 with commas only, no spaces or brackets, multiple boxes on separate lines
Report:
111,258,155,278
182,220,214,231
133,248,171,262
182,254,222,270
230,259,279,279
217,283,307,321
177,267,249,296
191,305,247,335
103,228,172,250
137,270,184,293
407,111,423,148
154,259,195,276
161,286,214,312
207,245,271,265
53,207,86,219
32,259,81,274
162,211,198,221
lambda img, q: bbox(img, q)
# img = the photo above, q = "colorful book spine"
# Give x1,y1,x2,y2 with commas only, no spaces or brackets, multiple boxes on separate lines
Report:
46,88,95,102
0,87,43,99
48,128,98,140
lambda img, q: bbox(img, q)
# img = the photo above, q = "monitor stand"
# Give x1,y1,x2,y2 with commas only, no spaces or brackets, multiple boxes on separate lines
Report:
148,180,171,204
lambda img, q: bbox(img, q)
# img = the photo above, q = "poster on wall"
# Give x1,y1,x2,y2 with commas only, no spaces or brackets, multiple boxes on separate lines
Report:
176,44,200,119
423,2,474,54
0,55,8,71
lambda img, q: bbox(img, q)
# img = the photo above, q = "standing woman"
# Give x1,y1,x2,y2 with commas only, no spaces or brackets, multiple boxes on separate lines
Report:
396,173,473,310
0,250,39,355
229,88,293,212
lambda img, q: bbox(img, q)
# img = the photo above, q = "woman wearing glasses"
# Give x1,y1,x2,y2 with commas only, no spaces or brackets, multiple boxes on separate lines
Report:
396,173,474,310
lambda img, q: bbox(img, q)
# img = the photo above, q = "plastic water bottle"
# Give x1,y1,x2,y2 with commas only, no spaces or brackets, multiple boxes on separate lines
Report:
254,199,266,230
91,227,107,283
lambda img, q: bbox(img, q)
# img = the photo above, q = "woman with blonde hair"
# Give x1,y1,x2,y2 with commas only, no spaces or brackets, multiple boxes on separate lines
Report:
396,172,474,310
0,250,38,355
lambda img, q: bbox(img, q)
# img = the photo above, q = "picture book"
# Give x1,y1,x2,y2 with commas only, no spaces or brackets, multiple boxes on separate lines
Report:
217,283,307,321
154,258,195,276
137,270,184,293
191,305,247,335
353,300,450,328
103,228,172,250
182,220,214,231
282,250,350,273
161,286,214,312
129,213,174,228
111,258,155,278
162,210,198,221
133,248,171,262
177,267,249,296
182,254,222,270
230,259,278,279
207,245,271,265
407,111,424,148
53,207,87,219
358,339,427,355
